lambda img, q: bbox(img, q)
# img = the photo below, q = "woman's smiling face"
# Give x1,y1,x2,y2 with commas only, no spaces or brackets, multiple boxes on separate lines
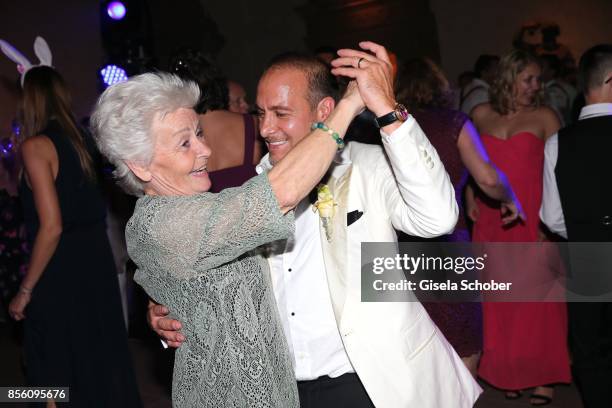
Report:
144,107,212,196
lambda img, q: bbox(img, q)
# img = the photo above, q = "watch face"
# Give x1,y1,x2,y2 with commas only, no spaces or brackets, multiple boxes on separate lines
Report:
395,104,409,121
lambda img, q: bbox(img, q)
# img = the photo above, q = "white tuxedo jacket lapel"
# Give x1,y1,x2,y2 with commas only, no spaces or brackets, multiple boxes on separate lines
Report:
319,157,352,322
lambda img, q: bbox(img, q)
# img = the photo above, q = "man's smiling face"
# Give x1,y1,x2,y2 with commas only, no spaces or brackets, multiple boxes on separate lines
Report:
255,67,319,164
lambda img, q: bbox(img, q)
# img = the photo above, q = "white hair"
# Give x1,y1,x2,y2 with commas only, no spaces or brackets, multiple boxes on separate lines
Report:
90,72,200,196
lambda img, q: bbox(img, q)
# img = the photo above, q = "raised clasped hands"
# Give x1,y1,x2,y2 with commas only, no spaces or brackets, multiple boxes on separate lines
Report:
331,41,397,118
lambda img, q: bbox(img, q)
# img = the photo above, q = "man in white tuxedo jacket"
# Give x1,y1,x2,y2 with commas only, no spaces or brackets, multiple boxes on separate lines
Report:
150,42,482,407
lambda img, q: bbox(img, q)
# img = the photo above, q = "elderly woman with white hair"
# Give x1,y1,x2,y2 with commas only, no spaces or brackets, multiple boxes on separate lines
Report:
90,63,393,407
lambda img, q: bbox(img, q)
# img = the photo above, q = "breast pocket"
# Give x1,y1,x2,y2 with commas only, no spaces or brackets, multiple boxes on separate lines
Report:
347,209,364,227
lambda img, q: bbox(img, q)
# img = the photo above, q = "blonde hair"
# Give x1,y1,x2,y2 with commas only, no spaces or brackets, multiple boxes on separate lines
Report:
489,50,544,115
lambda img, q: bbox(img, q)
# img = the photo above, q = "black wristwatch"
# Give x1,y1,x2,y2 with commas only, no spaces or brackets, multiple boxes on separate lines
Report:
375,103,409,128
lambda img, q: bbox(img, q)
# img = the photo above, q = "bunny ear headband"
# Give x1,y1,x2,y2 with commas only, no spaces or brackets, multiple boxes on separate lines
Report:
0,36,53,86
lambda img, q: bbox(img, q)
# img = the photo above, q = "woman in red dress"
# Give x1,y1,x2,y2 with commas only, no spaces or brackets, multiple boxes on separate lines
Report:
467,50,571,405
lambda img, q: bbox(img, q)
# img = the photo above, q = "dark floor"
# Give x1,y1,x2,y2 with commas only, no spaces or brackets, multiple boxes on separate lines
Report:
0,319,584,408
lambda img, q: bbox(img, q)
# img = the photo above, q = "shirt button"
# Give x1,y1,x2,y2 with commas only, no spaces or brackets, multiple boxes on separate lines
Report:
291,312,295,316
288,268,292,272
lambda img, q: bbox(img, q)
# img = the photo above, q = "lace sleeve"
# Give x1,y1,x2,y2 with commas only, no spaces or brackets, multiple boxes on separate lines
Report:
127,173,294,279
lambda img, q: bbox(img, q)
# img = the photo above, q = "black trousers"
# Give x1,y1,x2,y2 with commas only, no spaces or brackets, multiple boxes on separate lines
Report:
568,302,612,408
297,373,375,408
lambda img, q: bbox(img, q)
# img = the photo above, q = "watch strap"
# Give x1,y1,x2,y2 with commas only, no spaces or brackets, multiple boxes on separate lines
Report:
374,104,409,128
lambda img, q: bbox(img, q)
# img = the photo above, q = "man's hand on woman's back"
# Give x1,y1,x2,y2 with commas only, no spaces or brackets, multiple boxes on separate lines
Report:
147,300,185,348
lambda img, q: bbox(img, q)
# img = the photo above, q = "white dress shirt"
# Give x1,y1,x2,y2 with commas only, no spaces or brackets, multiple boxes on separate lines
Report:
256,155,354,381
540,103,612,238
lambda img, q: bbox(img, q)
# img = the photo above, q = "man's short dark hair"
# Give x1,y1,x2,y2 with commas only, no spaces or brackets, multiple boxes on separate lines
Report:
578,44,612,93
474,54,500,78
264,52,340,109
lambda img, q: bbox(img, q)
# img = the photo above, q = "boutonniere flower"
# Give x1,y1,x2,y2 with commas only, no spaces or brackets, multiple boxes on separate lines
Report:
312,184,337,242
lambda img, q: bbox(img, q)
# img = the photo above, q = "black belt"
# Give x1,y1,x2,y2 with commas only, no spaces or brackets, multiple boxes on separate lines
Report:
297,372,357,386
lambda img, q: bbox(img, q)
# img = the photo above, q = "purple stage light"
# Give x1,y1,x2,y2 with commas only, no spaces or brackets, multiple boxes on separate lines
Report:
107,1,127,20
100,65,128,87
0,138,14,158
